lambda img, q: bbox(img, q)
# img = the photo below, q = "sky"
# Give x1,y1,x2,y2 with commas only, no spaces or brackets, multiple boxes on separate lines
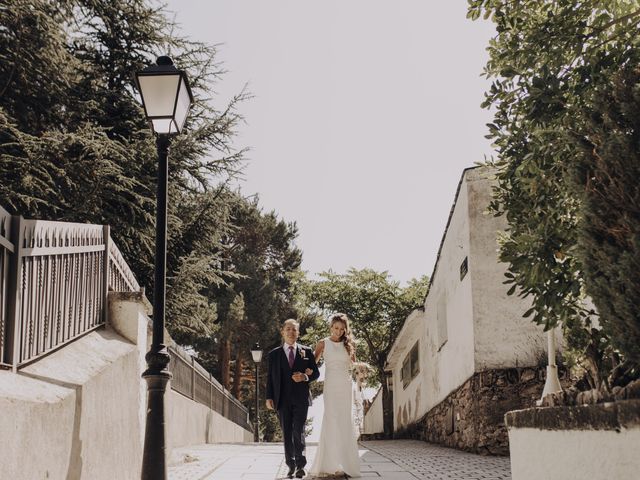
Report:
163,0,497,286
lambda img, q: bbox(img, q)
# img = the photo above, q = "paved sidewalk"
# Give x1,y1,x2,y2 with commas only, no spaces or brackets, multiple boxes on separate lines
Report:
169,440,512,480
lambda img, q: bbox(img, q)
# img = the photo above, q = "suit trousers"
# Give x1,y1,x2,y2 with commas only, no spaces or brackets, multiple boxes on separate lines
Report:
277,401,309,469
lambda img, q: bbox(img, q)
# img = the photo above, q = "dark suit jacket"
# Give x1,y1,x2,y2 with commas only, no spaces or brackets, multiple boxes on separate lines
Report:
266,344,320,410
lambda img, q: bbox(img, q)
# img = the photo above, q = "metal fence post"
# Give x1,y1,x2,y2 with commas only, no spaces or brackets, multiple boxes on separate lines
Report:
191,355,196,400
5,215,24,371
102,225,110,325
209,372,213,410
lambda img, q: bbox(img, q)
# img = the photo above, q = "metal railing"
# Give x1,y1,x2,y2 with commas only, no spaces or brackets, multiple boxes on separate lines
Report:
0,205,251,431
108,240,140,293
0,206,12,367
0,209,138,369
169,345,252,431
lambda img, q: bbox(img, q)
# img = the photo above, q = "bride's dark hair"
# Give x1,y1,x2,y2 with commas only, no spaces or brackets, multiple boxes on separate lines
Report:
330,313,355,358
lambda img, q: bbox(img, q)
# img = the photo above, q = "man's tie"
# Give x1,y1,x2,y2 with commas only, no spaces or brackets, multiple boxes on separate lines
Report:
288,346,295,369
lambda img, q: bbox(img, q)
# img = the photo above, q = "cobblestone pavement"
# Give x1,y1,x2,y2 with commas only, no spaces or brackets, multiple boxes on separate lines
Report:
169,440,512,480
362,440,511,480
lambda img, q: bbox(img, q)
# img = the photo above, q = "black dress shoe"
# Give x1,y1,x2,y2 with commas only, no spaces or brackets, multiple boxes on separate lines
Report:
287,467,296,478
295,468,305,478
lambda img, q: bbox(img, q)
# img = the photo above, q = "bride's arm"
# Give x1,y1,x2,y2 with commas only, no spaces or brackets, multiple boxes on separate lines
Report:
314,340,325,363
305,340,324,377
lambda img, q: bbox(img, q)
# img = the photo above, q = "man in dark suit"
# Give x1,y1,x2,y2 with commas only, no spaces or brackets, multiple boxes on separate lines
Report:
266,319,320,478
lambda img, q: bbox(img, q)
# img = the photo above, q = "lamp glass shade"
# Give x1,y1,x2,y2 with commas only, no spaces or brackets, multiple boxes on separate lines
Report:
136,65,192,134
150,118,174,134
173,79,192,132
251,347,263,363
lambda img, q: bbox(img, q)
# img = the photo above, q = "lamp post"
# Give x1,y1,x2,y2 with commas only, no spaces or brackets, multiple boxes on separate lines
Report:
538,327,563,405
250,342,263,442
135,56,193,480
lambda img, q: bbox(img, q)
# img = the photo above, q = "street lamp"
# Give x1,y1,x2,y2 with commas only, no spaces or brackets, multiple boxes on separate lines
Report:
250,342,264,442
135,56,193,480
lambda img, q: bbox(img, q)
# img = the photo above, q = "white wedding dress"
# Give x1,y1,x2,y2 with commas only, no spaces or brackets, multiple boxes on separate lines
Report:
310,338,361,478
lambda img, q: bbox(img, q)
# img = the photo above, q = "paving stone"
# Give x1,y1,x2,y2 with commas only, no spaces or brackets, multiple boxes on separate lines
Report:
169,439,512,480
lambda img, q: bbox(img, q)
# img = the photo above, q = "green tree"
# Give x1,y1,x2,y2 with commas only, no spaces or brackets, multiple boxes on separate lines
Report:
0,0,84,134
165,188,235,344
187,194,302,403
223,195,302,392
570,66,640,378
468,0,640,387
0,0,248,342
1,1,322,423
308,269,429,436
221,292,246,389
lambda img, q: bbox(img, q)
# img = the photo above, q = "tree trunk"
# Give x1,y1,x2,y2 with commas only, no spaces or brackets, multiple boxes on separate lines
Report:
232,349,243,399
220,338,231,389
375,363,394,437
382,381,394,437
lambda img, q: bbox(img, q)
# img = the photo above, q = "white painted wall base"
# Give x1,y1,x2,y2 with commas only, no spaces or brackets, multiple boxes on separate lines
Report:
506,400,640,480
168,389,254,453
0,292,252,480
509,427,640,480
0,330,144,480
363,389,384,435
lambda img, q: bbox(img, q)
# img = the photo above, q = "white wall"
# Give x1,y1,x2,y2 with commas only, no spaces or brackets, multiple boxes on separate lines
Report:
168,390,253,452
509,426,640,480
418,170,475,420
390,309,425,430
1,330,144,480
385,171,476,432
386,167,554,433
362,388,384,435
466,168,548,370
1,365,85,480
0,292,253,480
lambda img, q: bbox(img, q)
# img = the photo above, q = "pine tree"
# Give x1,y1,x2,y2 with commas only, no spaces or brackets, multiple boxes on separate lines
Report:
0,0,247,341
571,66,640,378
468,0,640,386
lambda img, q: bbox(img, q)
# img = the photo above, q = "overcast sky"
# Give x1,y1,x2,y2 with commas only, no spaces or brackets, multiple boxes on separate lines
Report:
164,0,496,285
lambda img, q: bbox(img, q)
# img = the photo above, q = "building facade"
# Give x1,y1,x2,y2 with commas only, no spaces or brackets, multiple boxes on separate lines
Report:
366,166,561,454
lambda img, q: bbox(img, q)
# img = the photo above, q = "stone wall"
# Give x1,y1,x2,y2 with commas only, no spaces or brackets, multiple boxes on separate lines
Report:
398,366,567,455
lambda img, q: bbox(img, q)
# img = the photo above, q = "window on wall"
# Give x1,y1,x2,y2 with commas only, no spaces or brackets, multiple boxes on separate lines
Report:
460,256,468,281
401,341,420,389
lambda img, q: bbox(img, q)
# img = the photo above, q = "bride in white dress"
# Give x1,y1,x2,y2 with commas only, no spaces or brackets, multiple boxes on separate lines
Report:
308,313,361,478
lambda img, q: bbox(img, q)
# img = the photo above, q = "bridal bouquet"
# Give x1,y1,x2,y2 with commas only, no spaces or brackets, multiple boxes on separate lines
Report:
351,361,373,384
351,361,372,436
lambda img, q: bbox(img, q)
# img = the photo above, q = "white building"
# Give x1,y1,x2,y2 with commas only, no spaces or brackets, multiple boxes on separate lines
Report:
365,166,559,454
